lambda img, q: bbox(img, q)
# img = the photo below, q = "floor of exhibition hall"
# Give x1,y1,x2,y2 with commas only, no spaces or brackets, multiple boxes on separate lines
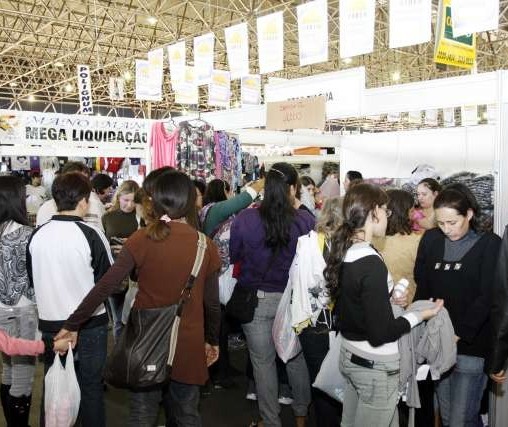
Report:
0,334,318,427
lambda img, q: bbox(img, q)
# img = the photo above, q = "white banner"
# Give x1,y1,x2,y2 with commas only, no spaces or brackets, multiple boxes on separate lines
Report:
208,70,231,108
297,0,329,66
0,110,149,146
339,0,376,58
167,41,186,88
77,65,93,114
452,0,499,37
225,23,249,79
194,33,215,85
175,66,198,105
109,77,125,101
136,59,156,101
147,48,164,101
389,0,432,48
257,12,284,74
265,67,366,119
241,75,262,106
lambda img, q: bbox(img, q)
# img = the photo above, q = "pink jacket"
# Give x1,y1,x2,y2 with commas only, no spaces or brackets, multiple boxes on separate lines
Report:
0,329,44,356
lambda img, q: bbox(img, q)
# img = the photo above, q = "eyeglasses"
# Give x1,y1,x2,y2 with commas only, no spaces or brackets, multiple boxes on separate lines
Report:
381,207,392,218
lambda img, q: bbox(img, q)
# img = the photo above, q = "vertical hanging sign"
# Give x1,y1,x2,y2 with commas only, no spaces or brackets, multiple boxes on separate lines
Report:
77,65,93,114
175,66,198,105
241,74,261,106
224,22,249,79
136,59,155,101
297,0,329,66
109,77,125,101
147,48,164,101
434,0,476,69
208,70,231,108
194,33,215,85
452,0,499,37
389,0,432,48
167,41,186,89
257,11,284,74
339,0,376,58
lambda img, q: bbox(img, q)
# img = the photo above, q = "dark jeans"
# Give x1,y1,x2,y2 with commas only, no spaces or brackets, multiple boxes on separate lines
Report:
129,380,201,427
299,325,342,427
40,324,108,427
209,305,230,382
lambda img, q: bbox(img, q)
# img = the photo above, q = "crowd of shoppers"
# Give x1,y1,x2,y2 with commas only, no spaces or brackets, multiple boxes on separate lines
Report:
1,159,508,427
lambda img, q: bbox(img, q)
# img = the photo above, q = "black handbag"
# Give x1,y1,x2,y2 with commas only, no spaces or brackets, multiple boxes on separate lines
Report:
103,232,207,389
225,285,258,324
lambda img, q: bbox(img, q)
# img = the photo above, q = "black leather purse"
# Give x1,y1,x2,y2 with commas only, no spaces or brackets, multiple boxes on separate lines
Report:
103,232,207,389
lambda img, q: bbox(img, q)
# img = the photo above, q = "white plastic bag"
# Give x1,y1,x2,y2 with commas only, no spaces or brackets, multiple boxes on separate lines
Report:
313,332,346,402
273,284,301,363
219,265,237,306
44,344,81,427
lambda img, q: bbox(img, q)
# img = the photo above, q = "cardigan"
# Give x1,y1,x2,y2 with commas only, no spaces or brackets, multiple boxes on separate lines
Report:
414,228,501,358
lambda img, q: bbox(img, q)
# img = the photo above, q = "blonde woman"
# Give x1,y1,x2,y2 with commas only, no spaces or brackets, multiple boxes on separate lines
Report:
101,180,140,338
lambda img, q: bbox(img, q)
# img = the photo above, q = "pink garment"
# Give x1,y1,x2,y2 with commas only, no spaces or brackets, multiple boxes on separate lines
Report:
214,132,222,178
0,328,44,356
411,208,426,232
150,122,179,169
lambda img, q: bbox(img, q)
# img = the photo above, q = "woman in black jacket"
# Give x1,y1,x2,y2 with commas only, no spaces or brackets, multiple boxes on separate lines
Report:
414,186,501,427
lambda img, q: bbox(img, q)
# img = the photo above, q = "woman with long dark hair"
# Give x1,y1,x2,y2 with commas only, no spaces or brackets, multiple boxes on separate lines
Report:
0,176,37,426
230,162,314,427
325,183,442,427
414,186,500,426
55,171,221,426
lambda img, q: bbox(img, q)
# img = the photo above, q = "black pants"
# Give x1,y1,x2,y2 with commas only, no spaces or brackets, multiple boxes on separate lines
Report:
209,306,230,382
299,325,342,427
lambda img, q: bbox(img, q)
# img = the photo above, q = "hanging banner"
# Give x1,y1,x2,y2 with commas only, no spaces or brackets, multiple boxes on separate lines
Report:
109,77,125,101
434,0,476,69
194,32,215,85
77,65,93,115
265,67,365,119
339,0,376,58
147,48,164,101
167,41,186,88
225,23,249,79
208,70,231,108
297,0,329,66
0,110,149,147
257,11,284,74
452,0,499,37
266,96,326,131
241,75,262,106
174,66,198,105
389,0,432,48
136,59,157,101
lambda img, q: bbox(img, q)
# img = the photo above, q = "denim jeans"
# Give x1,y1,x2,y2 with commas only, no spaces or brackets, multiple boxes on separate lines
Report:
340,347,399,427
299,325,342,427
242,291,311,427
435,354,487,427
41,324,108,427
0,304,37,397
108,288,127,339
128,380,201,427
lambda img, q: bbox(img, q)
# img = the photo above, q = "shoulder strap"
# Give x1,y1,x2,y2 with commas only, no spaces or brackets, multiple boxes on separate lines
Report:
178,232,208,311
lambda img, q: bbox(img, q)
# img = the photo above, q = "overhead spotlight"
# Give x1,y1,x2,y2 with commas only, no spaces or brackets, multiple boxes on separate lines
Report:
342,57,353,64
28,95,35,102
234,101,241,108
392,71,401,82
123,71,132,81
147,16,158,25
55,61,64,67
9,82,18,87
65,83,73,92
96,112,102,116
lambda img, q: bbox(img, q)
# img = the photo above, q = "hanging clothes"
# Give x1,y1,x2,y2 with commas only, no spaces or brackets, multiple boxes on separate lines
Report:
214,131,243,191
176,122,215,182
242,152,260,182
150,121,179,169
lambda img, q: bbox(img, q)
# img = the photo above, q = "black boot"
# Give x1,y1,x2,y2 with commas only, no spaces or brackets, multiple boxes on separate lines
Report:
10,394,31,427
1,383,12,426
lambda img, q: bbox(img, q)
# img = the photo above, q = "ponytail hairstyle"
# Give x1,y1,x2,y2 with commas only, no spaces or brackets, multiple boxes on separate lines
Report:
316,196,342,238
145,171,196,241
434,185,479,232
324,183,388,303
259,162,298,251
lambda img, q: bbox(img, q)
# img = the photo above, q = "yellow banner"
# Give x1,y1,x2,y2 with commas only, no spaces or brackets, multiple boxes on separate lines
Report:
434,0,476,69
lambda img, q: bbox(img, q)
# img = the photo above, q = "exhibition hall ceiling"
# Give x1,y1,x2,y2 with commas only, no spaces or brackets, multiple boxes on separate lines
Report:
1,0,508,117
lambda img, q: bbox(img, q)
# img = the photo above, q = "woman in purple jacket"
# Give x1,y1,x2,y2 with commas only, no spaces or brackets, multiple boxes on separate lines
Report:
230,162,315,427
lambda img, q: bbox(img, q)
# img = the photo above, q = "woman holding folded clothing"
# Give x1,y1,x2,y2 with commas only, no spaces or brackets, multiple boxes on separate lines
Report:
325,183,442,427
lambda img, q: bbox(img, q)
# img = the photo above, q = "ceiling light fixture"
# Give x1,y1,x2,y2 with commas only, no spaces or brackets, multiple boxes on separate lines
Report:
65,83,73,92
28,95,35,102
9,82,18,87
55,61,64,67
147,16,158,25
392,71,401,82
343,57,353,64
123,71,132,81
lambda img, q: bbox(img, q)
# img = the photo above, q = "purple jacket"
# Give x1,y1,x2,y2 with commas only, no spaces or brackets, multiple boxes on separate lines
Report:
229,208,315,292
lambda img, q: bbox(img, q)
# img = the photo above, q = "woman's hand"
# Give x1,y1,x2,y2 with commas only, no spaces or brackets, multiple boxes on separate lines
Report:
53,338,75,355
490,370,507,384
205,343,219,367
420,299,444,320
392,289,409,308
54,329,78,350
